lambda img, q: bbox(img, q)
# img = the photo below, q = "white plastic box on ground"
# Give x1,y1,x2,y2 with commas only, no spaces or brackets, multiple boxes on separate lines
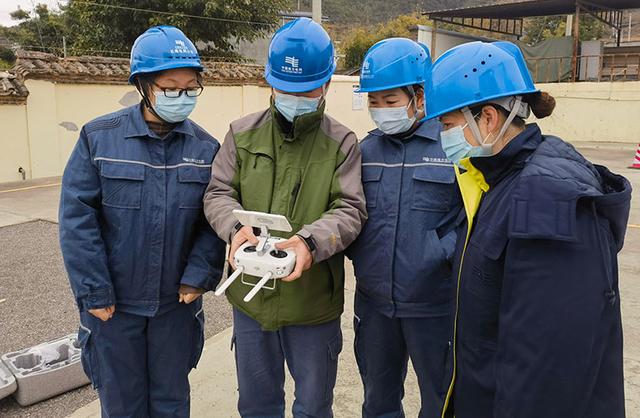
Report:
1,333,90,406
0,359,17,400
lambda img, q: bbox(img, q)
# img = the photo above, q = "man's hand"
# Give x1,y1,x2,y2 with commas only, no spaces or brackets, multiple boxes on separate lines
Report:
88,305,115,322
229,226,259,269
178,284,205,304
275,235,313,282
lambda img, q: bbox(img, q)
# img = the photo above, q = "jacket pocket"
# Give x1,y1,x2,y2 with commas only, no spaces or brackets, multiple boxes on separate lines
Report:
325,330,343,400
238,150,274,210
178,166,210,209
411,165,456,212
353,315,366,377
362,166,383,209
77,323,100,389
190,307,206,369
466,225,508,302
100,161,145,209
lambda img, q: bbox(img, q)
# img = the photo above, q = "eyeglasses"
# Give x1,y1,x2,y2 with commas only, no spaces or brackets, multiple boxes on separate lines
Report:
154,83,204,98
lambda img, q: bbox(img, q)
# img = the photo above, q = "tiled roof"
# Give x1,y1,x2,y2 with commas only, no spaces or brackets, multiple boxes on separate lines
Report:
12,50,267,86
0,71,28,105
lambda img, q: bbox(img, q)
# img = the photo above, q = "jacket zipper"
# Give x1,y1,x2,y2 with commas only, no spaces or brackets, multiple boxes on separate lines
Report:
290,180,301,217
440,163,486,418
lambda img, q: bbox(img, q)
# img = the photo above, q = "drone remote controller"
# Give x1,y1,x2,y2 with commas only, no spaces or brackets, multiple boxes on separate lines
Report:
215,210,296,302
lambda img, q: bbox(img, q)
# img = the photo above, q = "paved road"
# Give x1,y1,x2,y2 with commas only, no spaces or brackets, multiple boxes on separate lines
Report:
0,144,638,417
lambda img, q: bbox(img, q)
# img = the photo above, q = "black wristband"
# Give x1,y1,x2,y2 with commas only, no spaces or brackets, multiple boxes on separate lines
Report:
297,233,316,252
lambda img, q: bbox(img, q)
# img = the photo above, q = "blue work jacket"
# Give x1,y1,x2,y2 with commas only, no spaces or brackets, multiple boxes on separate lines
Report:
348,120,463,317
444,124,631,418
59,104,226,317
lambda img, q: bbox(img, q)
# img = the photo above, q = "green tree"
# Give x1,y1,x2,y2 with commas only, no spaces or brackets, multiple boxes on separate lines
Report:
63,0,288,58
285,0,422,25
522,15,606,45
4,4,68,53
1,1,288,59
340,13,430,69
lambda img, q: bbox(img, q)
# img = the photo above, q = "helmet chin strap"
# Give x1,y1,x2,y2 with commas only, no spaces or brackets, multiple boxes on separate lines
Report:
404,86,423,119
319,83,328,107
461,95,523,154
135,82,172,125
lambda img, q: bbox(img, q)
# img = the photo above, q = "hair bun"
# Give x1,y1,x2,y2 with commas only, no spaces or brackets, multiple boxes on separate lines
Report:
526,92,556,119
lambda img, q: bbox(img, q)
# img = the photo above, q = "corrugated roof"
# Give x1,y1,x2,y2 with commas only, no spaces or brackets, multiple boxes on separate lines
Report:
0,71,28,105
12,50,267,86
426,0,639,18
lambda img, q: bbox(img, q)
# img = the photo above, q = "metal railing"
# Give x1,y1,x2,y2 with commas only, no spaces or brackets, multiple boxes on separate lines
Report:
526,53,640,83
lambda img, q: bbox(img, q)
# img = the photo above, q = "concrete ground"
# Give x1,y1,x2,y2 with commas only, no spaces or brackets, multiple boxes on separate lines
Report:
0,143,638,417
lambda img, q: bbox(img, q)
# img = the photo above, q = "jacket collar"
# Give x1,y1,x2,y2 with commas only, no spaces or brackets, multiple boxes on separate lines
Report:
125,103,196,140
470,123,543,188
270,100,324,142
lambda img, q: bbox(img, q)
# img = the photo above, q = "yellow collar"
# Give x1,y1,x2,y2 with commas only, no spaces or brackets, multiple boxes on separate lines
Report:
459,157,489,193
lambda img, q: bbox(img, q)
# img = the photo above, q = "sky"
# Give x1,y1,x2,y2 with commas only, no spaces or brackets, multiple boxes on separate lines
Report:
0,0,66,27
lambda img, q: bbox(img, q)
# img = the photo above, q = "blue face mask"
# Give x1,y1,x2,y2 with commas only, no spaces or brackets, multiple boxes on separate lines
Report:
440,123,490,165
153,92,197,123
274,91,322,122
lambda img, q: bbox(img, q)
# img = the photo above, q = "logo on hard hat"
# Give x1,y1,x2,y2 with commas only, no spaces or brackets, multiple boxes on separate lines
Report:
171,39,195,55
361,60,372,78
285,56,299,68
282,56,303,74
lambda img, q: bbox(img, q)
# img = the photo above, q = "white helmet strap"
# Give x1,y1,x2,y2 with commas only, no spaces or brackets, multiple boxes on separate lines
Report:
461,95,524,155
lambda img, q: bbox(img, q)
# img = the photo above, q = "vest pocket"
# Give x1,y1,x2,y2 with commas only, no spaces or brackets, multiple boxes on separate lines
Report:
100,161,145,209
178,166,210,209
362,166,383,209
411,165,456,212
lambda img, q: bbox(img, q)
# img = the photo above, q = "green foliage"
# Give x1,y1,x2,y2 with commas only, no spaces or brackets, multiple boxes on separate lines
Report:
3,4,67,53
64,0,287,57
340,13,430,69
285,0,423,25
522,15,606,45
324,0,421,25
1,0,287,58
0,47,16,64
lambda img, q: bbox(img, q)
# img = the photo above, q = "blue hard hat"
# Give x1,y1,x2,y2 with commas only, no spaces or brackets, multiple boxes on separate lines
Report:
425,41,538,119
265,18,336,93
356,38,432,93
129,26,203,84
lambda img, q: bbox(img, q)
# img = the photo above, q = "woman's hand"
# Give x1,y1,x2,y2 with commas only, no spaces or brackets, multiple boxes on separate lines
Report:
179,285,205,304
88,305,115,321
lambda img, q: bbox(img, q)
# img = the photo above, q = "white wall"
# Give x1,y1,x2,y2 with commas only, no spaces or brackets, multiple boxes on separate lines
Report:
0,75,374,183
3,75,639,184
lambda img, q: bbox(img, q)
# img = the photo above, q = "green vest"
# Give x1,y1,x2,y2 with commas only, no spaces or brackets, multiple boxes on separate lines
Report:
227,104,348,330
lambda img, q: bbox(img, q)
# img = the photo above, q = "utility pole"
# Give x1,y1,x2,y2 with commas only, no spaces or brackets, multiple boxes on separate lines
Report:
571,4,580,82
312,0,322,24
62,36,67,58
629,12,633,43
566,14,573,37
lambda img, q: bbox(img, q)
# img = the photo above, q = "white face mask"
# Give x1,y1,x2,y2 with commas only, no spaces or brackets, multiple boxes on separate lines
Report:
369,98,417,135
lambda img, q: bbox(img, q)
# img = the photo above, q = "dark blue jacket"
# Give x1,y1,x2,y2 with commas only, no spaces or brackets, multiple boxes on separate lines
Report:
59,105,226,317
445,124,631,418
348,120,463,317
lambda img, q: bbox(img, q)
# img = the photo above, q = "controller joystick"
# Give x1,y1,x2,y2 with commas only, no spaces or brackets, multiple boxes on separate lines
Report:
214,210,296,302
